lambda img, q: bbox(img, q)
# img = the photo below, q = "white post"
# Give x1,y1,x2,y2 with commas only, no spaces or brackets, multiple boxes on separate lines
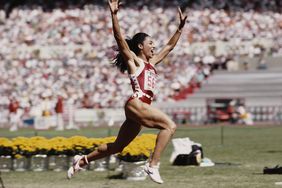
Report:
66,99,78,130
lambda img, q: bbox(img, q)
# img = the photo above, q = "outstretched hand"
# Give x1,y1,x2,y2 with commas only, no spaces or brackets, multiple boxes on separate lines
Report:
178,7,187,29
108,0,121,14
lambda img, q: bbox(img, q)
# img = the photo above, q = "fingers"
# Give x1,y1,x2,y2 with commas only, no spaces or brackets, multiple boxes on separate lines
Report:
178,6,187,20
178,7,182,17
108,0,119,6
108,0,121,13
178,7,187,21
178,7,182,14
177,6,187,29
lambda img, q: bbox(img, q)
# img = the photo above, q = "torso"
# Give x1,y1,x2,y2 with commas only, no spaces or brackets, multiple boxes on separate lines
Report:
128,60,157,105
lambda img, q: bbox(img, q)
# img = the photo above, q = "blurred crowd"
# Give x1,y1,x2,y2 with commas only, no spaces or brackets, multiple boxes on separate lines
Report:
0,0,281,125
1,0,282,13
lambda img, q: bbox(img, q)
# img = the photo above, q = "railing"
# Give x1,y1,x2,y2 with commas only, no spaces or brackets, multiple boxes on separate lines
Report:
162,105,282,125
247,106,282,123
1,105,281,129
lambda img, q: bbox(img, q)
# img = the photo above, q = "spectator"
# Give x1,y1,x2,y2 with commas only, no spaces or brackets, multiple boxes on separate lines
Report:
55,95,64,130
40,92,53,129
227,100,239,124
236,103,254,125
81,93,94,108
8,96,20,131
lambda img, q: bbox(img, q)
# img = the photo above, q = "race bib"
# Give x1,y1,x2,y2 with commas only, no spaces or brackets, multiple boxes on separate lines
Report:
144,70,157,92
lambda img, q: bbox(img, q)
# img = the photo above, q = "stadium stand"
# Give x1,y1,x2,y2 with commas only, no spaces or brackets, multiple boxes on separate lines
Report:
0,0,281,127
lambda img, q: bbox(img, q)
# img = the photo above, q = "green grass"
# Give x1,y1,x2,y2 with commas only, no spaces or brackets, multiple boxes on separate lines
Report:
1,125,282,188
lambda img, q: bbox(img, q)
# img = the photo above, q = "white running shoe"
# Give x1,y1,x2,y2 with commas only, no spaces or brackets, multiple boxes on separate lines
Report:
67,155,88,179
144,163,164,184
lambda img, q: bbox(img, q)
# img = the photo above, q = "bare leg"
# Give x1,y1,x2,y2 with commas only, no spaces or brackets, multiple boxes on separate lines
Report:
79,118,142,167
125,99,176,167
150,128,173,166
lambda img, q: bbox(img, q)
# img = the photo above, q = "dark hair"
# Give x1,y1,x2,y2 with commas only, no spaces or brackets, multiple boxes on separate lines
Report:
113,32,149,73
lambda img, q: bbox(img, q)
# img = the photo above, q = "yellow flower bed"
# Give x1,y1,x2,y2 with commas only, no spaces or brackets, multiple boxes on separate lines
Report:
119,134,157,162
0,134,156,161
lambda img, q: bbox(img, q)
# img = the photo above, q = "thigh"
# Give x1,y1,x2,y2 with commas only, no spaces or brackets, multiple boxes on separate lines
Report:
114,118,142,148
125,99,174,129
141,105,175,129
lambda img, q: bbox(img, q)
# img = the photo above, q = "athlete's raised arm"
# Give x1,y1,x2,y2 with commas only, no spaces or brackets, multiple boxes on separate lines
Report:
108,0,137,73
150,7,187,65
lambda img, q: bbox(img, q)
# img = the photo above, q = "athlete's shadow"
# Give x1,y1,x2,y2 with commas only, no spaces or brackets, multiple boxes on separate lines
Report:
108,173,124,179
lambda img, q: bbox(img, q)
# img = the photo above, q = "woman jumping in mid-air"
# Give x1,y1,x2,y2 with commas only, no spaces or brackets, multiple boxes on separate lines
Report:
67,0,187,184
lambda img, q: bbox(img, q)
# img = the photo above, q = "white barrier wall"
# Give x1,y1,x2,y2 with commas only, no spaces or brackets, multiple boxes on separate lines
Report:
73,108,125,125
5,105,282,130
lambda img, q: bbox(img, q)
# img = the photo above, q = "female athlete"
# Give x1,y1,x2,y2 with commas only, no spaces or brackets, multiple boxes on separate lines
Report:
67,0,187,184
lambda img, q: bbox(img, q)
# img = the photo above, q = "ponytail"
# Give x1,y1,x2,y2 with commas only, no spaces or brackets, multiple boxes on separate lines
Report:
112,33,149,73
112,39,132,73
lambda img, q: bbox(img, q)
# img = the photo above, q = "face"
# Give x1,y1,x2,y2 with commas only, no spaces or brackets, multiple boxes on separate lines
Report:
139,36,155,59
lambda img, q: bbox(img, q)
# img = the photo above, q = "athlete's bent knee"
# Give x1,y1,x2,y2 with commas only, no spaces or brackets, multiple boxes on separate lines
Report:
168,122,177,135
97,144,109,153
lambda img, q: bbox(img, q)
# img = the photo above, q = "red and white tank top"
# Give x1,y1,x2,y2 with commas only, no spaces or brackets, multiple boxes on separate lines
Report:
128,60,157,104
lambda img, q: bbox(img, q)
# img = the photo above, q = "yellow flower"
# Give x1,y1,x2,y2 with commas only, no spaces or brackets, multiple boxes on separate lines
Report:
0,134,157,159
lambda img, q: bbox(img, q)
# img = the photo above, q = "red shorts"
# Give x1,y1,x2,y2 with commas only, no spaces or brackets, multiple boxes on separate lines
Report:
126,95,152,105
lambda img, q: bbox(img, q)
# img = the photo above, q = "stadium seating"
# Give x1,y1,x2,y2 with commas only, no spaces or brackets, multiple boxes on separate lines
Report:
0,0,281,125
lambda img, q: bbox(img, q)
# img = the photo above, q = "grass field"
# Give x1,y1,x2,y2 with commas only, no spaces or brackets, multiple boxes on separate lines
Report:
0,125,282,188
